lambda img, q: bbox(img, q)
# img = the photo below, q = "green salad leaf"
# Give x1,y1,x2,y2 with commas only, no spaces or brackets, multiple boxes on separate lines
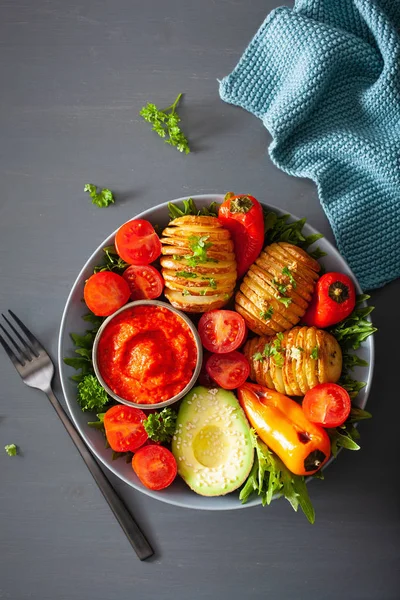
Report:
77,375,110,412
240,432,315,524
84,184,115,208
144,408,178,443
140,93,190,154
93,246,129,274
264,210,326,258
5,444,18,457
167,197,220,220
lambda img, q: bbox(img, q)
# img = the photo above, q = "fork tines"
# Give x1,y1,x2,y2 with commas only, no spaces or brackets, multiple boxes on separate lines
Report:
0,310,40,366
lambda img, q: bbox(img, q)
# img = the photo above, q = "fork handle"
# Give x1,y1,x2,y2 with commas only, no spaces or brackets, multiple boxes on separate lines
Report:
45,388,154,561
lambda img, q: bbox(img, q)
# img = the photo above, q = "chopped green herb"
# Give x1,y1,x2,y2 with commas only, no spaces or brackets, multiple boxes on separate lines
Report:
278,297,292,308
173,254,182,260
272,278,287,295
84,184,115,208
199,290,207,296
183,235,214,267
260,306,274,320
140,93,190,154
176,271,197,279
5,444,18,457
254,334,285,367
290,346,304,360
181,289,191,296
282,266,297,289
77,375,110,412
144,408,177,443
310,346,319,360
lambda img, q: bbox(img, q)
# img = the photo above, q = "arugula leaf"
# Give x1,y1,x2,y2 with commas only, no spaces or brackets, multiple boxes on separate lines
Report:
263,210,325,259
143,408,177,443
240,432,315,523
5,444,18,457
84,184,115,208
93,246,129,274
140,93,190,154
338,375,366,399
167,197,220,220
348,407,372,423
328,428,360,457
87,412,106,431
342,352,369,371
328,294,376,351
77,375,110,412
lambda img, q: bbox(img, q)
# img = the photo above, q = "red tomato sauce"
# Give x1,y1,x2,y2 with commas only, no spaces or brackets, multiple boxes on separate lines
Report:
97,305,197,404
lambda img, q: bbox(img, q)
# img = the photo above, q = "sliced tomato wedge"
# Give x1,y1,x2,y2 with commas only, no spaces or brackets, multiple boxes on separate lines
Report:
104,404,148,452
115,219,162,265
122,264,164,300
302,383,351,428
206,351,250,390
84,271,130,317
218,193,264,278
198,310,247,353
132,445,177,490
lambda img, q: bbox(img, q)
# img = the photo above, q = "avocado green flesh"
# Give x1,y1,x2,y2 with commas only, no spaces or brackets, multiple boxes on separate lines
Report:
171,386,254,496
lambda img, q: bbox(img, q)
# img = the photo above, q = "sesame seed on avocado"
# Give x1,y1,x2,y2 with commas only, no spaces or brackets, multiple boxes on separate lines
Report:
171,386,254,496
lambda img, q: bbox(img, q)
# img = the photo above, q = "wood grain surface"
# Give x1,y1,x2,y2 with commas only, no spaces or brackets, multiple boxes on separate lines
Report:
0,1,399,599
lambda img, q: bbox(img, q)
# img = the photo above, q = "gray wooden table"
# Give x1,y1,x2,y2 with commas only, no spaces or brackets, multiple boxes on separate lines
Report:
1,1,399,599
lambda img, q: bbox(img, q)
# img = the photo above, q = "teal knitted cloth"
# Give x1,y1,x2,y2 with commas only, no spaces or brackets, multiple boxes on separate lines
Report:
219,0,400,290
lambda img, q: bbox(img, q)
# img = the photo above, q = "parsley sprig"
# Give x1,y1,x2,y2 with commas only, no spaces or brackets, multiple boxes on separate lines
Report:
143,408,177,443
93,246,129,274
84,184,115,208
140,93,190,154
253,333,285,367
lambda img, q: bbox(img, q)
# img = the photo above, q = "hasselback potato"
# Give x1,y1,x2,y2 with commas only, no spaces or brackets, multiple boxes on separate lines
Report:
243,326,342,396
235,242,320,335
160,215,237,312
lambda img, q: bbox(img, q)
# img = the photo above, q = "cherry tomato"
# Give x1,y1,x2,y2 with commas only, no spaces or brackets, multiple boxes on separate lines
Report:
115,219,162,265
84,271,130,317
122,264,164,300
206,351,250,390
302,383,351,428
198,310,247,353
218,193,264,278
132,445,177,490
104,405,148,452
303,272,356,328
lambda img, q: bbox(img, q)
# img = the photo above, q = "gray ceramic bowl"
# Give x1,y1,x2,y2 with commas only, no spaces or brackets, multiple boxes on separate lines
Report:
58,194,374,510
92,299,203,409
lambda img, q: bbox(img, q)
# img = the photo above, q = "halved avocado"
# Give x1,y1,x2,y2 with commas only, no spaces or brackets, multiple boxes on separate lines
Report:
171,386,254,496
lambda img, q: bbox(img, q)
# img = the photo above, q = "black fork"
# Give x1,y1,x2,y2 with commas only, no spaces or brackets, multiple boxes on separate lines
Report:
0,310,153,560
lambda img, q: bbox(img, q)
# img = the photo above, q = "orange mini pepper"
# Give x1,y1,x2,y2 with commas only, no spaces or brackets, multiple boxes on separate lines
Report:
238,382,331,476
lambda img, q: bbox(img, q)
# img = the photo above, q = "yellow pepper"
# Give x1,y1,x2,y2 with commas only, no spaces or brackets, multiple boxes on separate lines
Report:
238,382,331,476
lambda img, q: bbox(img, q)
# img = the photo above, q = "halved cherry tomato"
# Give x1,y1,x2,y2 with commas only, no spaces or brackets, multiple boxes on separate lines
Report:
206,351,250,390
122,264,164,300
104,404,148,452
303,272,356,328
302,383,351,428
218,193,264,278
132,445,177,490
84,271,130,317
115,219,162,265
198,310,247,353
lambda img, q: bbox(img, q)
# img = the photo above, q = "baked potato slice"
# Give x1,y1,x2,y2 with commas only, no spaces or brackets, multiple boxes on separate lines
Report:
161,215,237,312
304,326,319,390
244,326,342,395
277,242,321,275
235,293,277,336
